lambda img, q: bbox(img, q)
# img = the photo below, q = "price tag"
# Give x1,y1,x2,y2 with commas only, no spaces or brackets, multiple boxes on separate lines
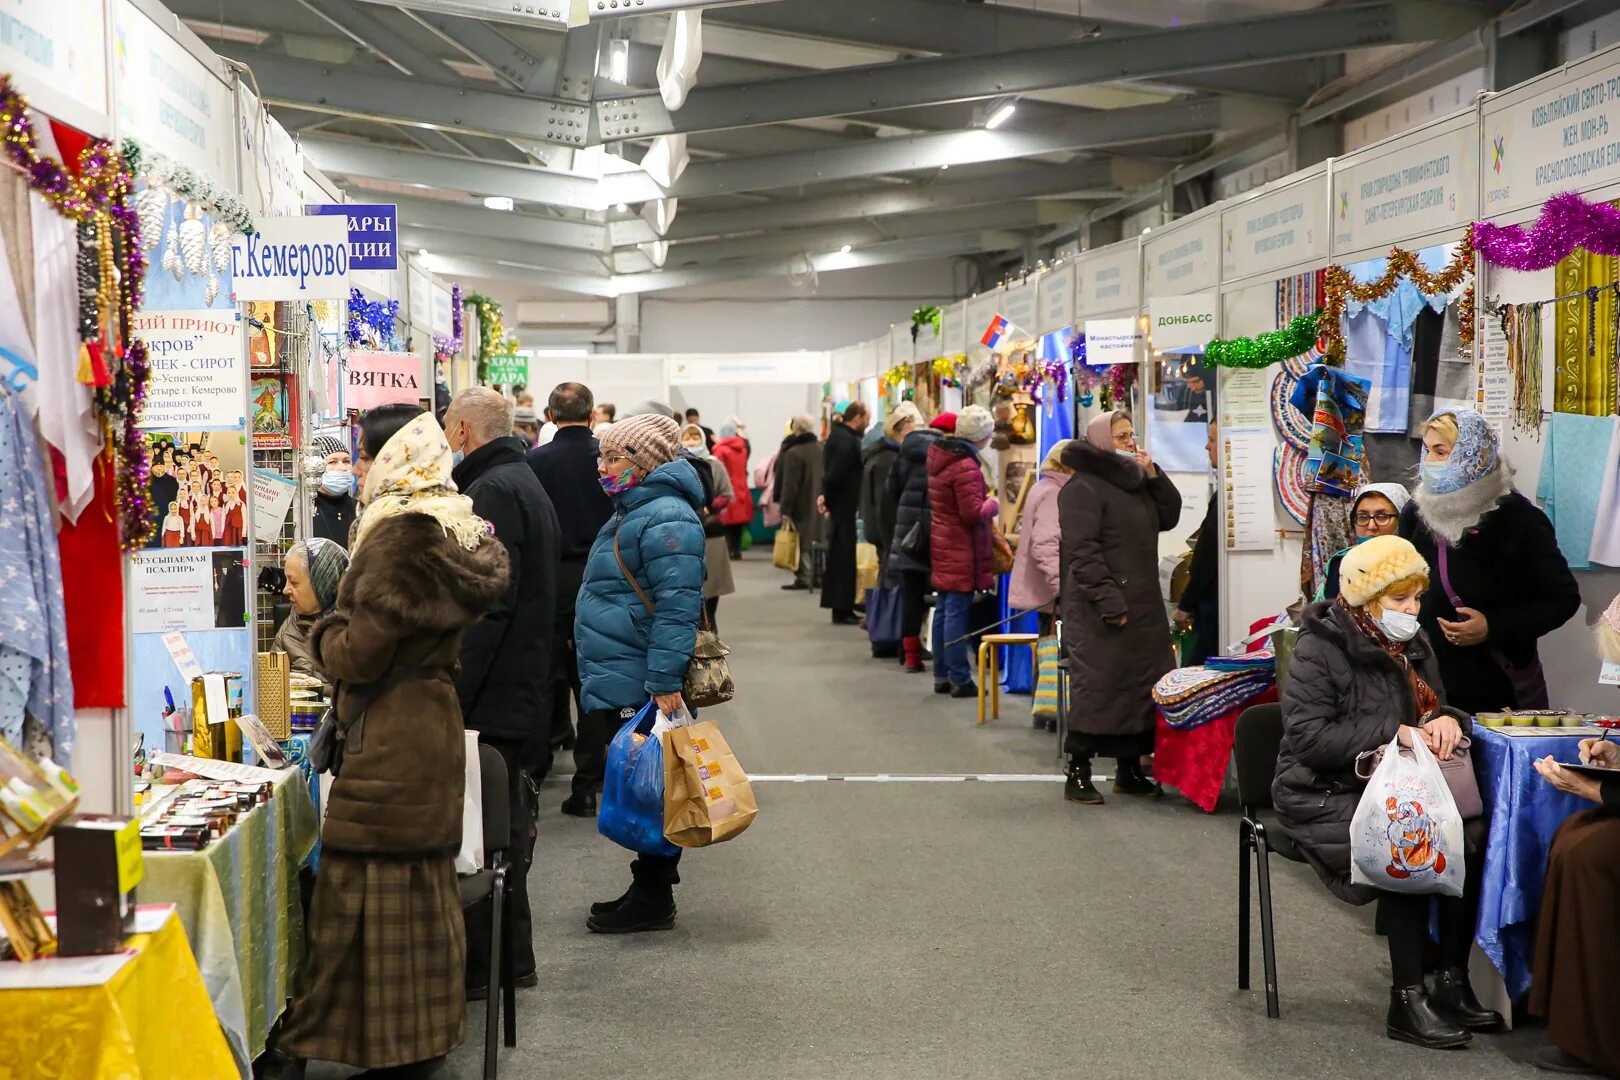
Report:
1600,661,1620,686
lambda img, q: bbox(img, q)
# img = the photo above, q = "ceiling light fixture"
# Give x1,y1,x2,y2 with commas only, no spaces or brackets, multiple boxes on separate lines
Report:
608,37,630,85
482,196,514,211
984,100,1018,130
940,164,950,171
838,244,852,254
418,248,429,256
616,202,629,212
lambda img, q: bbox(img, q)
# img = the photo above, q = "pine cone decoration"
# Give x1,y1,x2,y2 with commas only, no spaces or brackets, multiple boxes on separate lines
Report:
210,221,231,273
179,210,206,277
136,185,167,253
163,228,182,281
204,266,219,306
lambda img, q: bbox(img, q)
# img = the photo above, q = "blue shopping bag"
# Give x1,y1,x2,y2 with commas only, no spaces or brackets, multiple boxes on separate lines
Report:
866,584,902,649
597,701,680,857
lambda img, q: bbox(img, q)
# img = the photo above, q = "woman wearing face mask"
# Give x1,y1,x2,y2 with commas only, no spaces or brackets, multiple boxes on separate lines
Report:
1318,482,1410,601
1056,410,1182,803
1274,534,1498,1048
681,421,735,630
311,435,359,548
1399,408,1578,714
271,538,351,683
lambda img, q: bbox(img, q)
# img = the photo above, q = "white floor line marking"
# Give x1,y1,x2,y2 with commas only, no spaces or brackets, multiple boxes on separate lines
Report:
546,773,1083,783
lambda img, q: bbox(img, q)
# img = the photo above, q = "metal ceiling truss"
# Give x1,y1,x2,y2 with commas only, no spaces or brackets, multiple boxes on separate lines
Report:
401,225,611,274
349,0,781,31
405,10,559,93
392,194,612,251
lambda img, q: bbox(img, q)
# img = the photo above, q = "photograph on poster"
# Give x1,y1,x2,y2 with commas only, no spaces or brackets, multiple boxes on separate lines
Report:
251,374,293,448
248,301,276,368
212,551,249,630
1150,357,1217,472
145,431,248,549
138,197,236,312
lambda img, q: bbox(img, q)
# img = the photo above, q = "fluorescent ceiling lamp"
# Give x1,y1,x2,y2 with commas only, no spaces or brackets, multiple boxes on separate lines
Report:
482,195,515,211
608,37,630,85
838,244,852,254
417,248,429,256
656,11,702,111
984,100,1018,130
641,133,690,189
640,197,678,237
352,0,583,30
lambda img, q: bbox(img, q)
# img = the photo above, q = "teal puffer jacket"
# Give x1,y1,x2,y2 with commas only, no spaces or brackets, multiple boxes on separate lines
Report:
576,458,707,711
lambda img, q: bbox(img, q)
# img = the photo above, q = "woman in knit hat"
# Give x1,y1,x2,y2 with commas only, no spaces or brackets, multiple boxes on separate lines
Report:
575,412,706,933
925,404,999,696
1275,534,1499,1049
1399,407,1578,713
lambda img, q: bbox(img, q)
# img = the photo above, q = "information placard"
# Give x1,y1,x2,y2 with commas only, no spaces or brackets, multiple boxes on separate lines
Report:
485,354,528,385
346,351,424,409
1483,53,1620,217
1332,112,1475,256
229,216,351,301
1001,279,1039,336
306,203,398,271
0,0,109,136
136,312,244,431
250,469,297,545
1143,213,1219,298
1148,294,1217,352
1084,317,1144,366
1037,262,1076,333
1220,170,1328,281
1077,242,1140,315
114,0,234,181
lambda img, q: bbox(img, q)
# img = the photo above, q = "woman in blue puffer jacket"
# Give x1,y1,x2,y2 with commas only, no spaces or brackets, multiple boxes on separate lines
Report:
575,411,706,933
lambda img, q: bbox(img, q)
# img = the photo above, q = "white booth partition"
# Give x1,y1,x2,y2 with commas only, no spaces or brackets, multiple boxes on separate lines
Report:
666,352,831,469
1074,238,1144,451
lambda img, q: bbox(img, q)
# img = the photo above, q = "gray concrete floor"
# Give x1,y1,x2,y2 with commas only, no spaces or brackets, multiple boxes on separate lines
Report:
349,556,1547,1079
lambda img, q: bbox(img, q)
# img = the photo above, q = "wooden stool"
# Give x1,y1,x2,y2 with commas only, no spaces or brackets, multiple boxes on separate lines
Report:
975,633,1041,725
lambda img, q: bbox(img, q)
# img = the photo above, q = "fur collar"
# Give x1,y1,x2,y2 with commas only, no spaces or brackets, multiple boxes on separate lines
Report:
1412,462,1515,544
1061,438,1144,491
334,512,509,630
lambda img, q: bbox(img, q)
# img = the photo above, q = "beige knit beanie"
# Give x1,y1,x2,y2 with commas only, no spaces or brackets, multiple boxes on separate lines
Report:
1339,534,1429,608
600,413,681,476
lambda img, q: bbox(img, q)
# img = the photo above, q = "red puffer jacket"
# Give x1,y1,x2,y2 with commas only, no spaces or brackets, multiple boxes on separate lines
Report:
711,436,755,526
927,438,994,593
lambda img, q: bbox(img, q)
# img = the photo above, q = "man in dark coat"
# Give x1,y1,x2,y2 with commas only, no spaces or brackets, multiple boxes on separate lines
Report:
776,416,823,590
1173,420,1220,665
819,402,868,624
446,387,560,991
527,382,615,806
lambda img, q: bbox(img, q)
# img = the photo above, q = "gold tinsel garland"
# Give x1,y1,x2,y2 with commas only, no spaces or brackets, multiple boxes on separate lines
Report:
1319,231,1476,362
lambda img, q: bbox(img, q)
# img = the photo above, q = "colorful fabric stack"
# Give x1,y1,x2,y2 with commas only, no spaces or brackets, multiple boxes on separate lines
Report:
1154,664,1277,731
1289,364,1371,497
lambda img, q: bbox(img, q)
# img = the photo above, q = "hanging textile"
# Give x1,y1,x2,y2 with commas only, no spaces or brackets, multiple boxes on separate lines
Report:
58,453,125,708
1407,302,1475,437
1589,421,1620,567
1552,232,1620,417
1289,364,1371,497
1538,413,1617,570
0,390,75,765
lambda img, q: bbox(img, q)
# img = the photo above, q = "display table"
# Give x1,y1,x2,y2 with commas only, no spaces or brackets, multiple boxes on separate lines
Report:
0,906,237,1079
1153,687,1280,813
1474,725,1594,1000
142,767,318,1076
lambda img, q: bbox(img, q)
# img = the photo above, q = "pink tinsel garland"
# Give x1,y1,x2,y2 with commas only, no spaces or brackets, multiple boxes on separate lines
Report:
1473,191,1620,271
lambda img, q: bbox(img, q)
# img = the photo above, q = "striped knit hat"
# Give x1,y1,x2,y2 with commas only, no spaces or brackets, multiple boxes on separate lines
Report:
600,413,681,476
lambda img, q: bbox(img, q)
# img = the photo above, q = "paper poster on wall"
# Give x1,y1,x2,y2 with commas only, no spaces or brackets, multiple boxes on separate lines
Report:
130,549,249,633
1477,316,1511,428
1084,318,1143,366
1148,294,1217,352
251,374,294,448
137,198,236,311
143,431,248,549
1217,367,1271,430
346,351,424,409
251,469,298,545
136,312,244,431
1222,431,1276,551
230,216,351,301
431,283,454,337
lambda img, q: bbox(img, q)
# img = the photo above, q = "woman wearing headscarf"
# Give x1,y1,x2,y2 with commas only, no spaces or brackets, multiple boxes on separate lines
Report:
271,538,351,681
775,415,823,591
1058,410,1182,804
682,422,736,629
1398,408,1579,714
1008,439,1073,728
269,405,508,1080
1318,482,1410,601
712,420,755,559
575,413,706,933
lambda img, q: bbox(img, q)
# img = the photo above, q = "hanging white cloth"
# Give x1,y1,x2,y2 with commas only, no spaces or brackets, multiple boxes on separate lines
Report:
27,194,100,523
1587,419,1620,567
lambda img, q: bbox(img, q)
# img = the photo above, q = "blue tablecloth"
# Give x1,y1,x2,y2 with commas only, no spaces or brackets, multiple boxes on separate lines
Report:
1474,726,1593,999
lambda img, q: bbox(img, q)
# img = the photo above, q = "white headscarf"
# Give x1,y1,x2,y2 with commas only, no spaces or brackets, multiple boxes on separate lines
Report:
352,412,491,556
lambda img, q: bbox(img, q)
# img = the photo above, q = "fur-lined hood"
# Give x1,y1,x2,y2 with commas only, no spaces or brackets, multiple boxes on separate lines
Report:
1411,461,1515,545
334,511,509,630
1062,437,1147,491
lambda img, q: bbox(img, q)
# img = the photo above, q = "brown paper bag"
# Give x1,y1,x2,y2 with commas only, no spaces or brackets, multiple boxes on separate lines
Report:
662,720,757,848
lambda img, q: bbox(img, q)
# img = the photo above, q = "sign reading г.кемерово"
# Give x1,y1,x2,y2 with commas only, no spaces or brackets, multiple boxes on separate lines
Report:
229,216,351,301
306,203,398,271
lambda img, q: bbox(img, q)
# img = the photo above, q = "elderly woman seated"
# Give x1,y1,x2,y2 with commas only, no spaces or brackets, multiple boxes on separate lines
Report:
1528,593,1620,1076
271,537,350,684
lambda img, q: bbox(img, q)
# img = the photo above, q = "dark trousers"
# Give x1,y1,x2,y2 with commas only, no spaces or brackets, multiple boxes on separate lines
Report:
466,736,537,984
1379,817,1487,987
725,523,744,558
897,569,929,640
820,511,857,614
631,851,682,893
705,595,720,633
573,706,637,798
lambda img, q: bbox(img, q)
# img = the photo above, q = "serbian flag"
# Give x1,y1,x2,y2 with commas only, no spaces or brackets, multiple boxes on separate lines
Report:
981,314,1018,349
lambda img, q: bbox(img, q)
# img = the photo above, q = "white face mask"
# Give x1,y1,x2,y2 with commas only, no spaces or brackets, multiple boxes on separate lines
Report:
1378,608,1421,642
1115,448,1137,460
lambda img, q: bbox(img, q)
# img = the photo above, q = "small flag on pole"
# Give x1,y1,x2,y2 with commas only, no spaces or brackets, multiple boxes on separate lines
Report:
981,314,1015,349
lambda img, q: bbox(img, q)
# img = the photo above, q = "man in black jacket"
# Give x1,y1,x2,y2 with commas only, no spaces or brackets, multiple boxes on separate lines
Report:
1173,420,1220,665
820,401,868,625
526,381,614,814
446,387,560,992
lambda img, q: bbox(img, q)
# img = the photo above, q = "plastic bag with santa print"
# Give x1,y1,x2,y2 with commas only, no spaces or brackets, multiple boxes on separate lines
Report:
1349,732,1465,898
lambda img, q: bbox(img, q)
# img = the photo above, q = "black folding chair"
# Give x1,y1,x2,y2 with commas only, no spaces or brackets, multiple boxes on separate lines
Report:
459,743,518,1078
1234,702,1308,1020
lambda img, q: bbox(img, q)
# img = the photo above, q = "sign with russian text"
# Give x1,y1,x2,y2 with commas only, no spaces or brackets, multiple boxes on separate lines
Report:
0,0,109,136
135,312,243,430
1037,262,1076,332
1077,242,1141,315
1143,213,1219,297
346,351,423,409
1148,293,1217,352
306,203,398,271
114,0,233,182
1220,170,1328,281
941,300,967,355
485,354,528,385
1084,317,1144,366
230,216,351,301
1483,52,1620,217
1332,111,1475,255
1001,279,1039,336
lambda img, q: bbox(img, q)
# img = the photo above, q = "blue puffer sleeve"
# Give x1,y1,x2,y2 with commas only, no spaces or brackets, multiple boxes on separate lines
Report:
638,509,706,695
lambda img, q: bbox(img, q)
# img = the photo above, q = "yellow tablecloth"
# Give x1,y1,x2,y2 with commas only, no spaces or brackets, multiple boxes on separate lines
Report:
0,910,237,1079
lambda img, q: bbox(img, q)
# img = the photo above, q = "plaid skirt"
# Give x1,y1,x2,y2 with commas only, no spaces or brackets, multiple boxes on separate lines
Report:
278,853,465,1069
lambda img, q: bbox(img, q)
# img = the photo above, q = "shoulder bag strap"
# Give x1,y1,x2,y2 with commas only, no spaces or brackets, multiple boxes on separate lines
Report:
1435,542,1465,610
614,525,714,632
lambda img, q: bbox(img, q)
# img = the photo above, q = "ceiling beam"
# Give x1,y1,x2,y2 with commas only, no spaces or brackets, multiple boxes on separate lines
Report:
404,11,557,94
421,254,614,296
295,0,452,77
391,195,610,252
401,225,611,275
597,1,1487,140
303,136,612,210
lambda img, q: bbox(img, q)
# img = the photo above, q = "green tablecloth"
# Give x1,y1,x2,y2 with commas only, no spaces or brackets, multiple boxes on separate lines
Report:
142,769,317,1077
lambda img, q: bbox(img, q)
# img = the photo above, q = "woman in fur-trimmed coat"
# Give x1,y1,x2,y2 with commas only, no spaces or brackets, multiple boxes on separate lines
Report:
271,406,508,1077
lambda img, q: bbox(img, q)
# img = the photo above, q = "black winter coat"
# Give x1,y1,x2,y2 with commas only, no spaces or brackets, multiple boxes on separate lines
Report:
860,437,899,556
821,421,864,518
527,424,613,621
884,427,941,575
1274,599,1464,905
312,489,357,548
1398,478,1579,714
453,436,560,742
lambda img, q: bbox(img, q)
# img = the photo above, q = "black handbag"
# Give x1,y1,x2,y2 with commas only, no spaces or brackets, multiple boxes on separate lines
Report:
898,509,931,562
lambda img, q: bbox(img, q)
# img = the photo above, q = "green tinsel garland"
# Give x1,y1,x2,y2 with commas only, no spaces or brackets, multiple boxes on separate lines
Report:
1204,310,1322,369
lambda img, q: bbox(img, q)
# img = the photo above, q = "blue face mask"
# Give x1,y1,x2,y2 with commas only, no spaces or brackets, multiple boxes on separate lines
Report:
1115,449,1137,461
1420,461,1449,490
319,470,353,496
451,450,465,467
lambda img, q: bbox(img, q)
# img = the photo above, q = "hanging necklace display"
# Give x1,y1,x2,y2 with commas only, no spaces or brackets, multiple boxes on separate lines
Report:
1504,303,1545,438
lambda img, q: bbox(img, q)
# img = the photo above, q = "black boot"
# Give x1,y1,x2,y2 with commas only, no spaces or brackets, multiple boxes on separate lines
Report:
254,1050,305,1080
1064,760,1104,805
949,681,978,698
590,885,634,917
1113,760,1161,798
1533,1044,1600,1074
560,791,597,817
1386,985,1472,1049
1429,967,1503,1030
587,884,676,934
934,679,951,695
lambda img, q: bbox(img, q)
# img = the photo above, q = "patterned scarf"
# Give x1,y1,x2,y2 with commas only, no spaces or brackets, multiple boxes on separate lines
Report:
351,412,491,556
1340,596,1439,722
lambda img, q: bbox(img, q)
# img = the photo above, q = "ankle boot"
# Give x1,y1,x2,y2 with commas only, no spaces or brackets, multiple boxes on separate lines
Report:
1064,761,1104,805
902,637,925,672
587,884,676,934
1430,967,1503,1030
1386,985,1472,1049
1113,760,1162,798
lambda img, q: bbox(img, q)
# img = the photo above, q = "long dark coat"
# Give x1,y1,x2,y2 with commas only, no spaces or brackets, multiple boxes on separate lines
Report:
776,433,825,546
884,427,941,575
1058,440,1181,742
1274,599,1462,904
